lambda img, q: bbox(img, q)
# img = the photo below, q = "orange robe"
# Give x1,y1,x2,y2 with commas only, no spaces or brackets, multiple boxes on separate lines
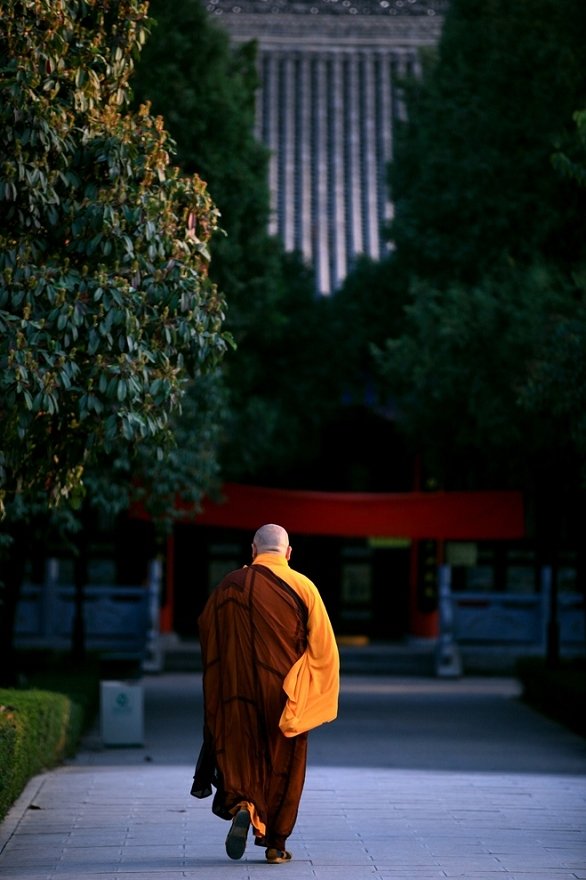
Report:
192,553,339,851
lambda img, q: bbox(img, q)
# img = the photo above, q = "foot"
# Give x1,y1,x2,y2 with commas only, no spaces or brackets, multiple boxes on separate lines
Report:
265,848,293,863
225,808,251,860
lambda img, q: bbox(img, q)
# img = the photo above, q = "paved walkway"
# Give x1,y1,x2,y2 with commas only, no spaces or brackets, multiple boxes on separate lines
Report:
1,672,585,879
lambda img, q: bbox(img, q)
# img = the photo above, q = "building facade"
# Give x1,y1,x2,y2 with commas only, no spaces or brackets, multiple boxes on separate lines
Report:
208,0,448,293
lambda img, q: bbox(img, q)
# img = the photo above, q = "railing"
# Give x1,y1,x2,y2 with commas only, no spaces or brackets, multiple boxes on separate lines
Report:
436,564,585,674
14,558,162,668
454,594,584,650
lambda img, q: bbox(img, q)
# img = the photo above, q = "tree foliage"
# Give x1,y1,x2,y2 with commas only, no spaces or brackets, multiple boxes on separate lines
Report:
375,265,582,487
328,255,411,406
387,0,586,284
132,0,341,485
520,109,586,476
373,0,586,493
132,0,281,342
0,0,229,518
216,253,342,485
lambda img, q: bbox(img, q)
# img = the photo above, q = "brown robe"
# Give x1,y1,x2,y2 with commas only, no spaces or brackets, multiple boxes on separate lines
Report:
191,563,311,851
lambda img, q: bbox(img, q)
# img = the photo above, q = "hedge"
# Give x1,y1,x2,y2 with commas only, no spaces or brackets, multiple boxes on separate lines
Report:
0,688,85,822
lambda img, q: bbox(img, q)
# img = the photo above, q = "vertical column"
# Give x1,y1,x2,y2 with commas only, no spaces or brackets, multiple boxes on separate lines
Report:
142,557,163,673
330,53,347,293
393,50,409,124
361,52,379,260
282,53,296,252
313,54,331,295
346,52,363,259
377,52,395,230
410,48,423,80
434,564,462,678
297,54,313,263
262,51,280,238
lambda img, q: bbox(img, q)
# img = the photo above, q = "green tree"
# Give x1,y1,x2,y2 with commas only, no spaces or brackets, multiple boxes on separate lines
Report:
132,0,341,485
132,0,282,342
387,0,586,284
218,252,343,486
328,255,411,406
520,109,586,477
0,0,230,679
320,0,585,498
0,0,228,513
374,265,581,488
373,0,586,489
370,5,586,662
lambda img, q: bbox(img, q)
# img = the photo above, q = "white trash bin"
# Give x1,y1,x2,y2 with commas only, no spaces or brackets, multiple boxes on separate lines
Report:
100,680,144,746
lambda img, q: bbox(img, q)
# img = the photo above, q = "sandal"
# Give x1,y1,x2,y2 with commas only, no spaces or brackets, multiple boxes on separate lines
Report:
265,848,293,863
225,808,250,860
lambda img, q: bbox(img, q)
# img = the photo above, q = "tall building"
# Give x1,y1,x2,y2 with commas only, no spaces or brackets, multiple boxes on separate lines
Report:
207,0,448,294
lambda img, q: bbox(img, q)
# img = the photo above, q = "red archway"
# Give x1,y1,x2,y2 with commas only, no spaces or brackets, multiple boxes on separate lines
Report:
185,483,524,540
153,484,525,637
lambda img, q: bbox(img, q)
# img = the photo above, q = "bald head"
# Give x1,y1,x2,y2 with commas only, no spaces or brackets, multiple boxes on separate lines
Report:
252,523,291,559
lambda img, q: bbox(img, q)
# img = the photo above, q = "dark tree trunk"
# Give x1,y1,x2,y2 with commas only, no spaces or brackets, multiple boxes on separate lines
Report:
0,525,26,687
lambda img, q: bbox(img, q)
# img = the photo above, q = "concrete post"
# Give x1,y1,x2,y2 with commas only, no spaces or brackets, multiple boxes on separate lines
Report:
435,564,463,678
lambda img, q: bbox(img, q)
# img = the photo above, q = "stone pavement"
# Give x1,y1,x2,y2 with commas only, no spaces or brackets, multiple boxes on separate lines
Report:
1,672,585,879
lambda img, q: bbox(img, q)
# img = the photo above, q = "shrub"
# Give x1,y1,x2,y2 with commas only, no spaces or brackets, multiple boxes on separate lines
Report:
0,688,82,821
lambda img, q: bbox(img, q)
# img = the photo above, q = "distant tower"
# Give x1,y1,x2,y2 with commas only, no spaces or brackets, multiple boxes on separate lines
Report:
206,0,447,294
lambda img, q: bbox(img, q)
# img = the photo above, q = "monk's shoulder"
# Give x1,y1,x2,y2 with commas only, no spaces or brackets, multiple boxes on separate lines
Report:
287,568,321,604
215,565,249,594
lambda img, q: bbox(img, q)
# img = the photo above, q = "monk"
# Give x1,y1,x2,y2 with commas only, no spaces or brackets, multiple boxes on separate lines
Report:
191,523,339,864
